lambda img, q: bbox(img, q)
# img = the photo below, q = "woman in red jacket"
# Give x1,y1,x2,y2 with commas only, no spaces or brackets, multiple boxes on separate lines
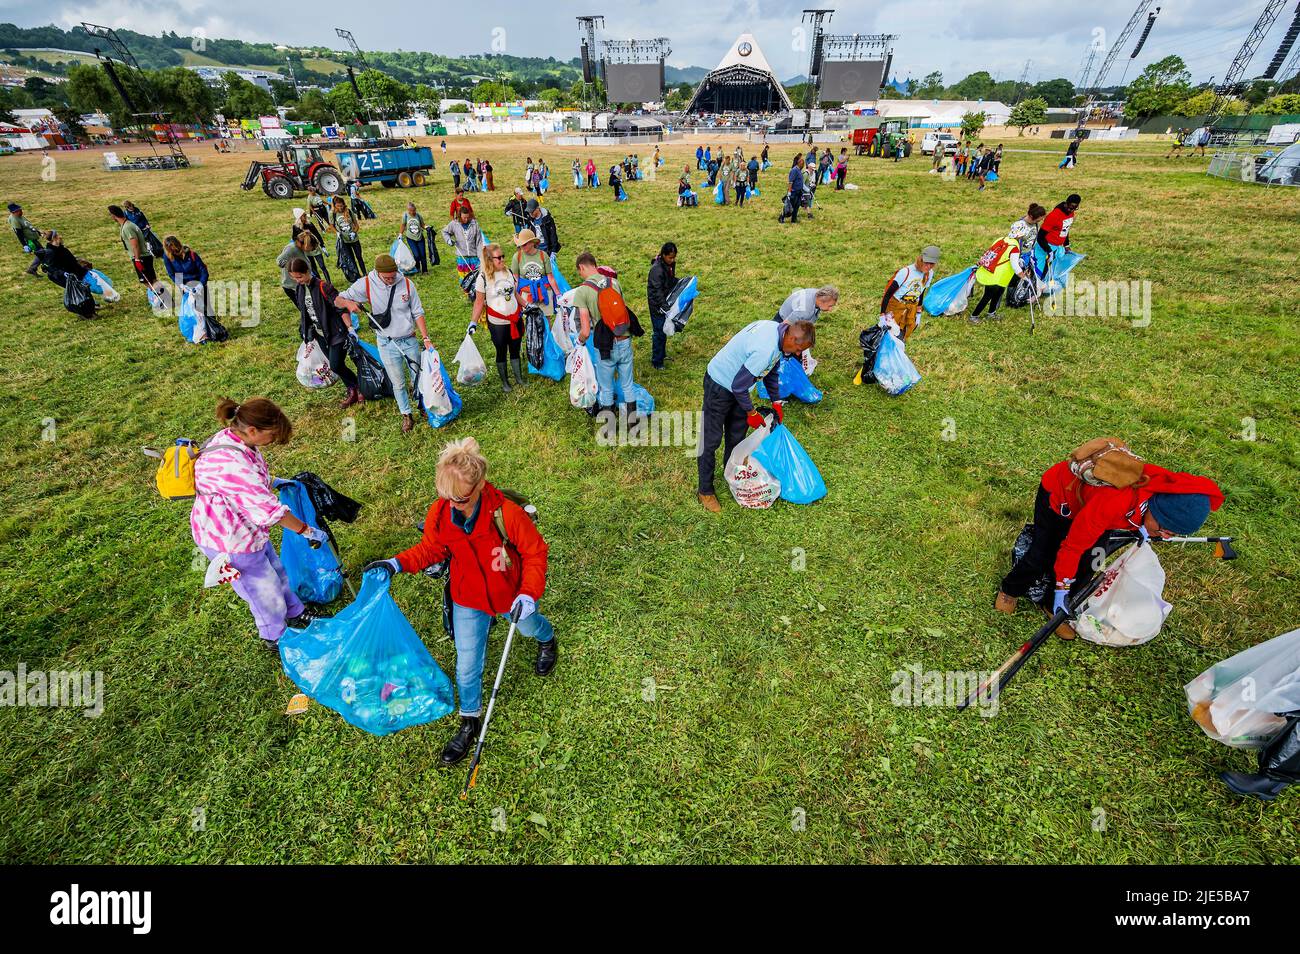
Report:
365,437,555,764
996,454,1223,638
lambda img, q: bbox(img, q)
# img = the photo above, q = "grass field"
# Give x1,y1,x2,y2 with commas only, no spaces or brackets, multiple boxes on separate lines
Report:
1,134,1297,863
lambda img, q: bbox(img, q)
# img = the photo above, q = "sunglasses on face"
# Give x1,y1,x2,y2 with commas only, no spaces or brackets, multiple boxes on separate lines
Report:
448,481,481,504
490,254,505,261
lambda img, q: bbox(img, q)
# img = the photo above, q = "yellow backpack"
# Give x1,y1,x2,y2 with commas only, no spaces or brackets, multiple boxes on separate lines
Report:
143,439,208,500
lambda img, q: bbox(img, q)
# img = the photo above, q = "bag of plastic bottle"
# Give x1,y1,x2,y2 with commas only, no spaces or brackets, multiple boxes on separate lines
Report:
873,331,921,396
278,569,456,736
724,423,780,509
296,340,339,389
453,332,487,385
277,480,345,603
755,354,823,403
1185,628,1300,749
1072,543,1171,646
750,422,826,504
176,286,205,343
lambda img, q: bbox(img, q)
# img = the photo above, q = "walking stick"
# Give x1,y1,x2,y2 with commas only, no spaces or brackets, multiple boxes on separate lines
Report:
461,602,525,798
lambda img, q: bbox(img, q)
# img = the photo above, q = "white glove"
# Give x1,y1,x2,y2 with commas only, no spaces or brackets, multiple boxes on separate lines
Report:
511,594,536,621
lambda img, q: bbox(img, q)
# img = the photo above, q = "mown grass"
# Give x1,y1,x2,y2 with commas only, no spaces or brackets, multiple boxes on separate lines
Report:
0,134,1297,863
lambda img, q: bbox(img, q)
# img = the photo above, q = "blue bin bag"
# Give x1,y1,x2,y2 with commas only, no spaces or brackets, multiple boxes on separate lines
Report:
714,181,726,204
923,266,976,317
662,276,698,337
873,331,922,396
176,287,204,343
277,480,345,603
83,268,117,297
1034,247,1086,295
751,423,827,505
417,353,462,428
527,318,567,381
279,569,456,736
755,354,823,403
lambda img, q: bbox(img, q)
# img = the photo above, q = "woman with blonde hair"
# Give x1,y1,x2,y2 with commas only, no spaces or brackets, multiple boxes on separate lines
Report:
467,242,525,392
365,437,556,765
191,397,328,647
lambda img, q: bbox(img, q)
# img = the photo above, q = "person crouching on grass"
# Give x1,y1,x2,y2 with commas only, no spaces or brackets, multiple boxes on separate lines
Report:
191,397,329,648
334,253,434,435
364,437,556,765
696,319,816,513
995,449,1223,638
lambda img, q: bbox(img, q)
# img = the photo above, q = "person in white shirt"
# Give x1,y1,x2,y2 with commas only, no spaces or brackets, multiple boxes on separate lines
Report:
878,245,940,342
467,243,525,392
334,252,434,434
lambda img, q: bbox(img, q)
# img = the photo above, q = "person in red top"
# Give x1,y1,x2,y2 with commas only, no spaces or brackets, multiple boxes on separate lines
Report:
1036,194,1079,258
449,188,474,221
365,437,555,765
996,455,1223,637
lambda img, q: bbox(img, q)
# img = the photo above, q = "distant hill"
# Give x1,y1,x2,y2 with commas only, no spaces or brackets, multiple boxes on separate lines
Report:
665,65,708,84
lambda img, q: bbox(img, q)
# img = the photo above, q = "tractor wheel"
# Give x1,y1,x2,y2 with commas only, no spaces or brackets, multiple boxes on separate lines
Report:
412,171,427,187
380,180,396,188
267,176,294,200
314,168,343,195
397,171,413,188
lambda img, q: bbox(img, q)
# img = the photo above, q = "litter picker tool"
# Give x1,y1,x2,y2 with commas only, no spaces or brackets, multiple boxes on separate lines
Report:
958,532,1238,712
461,601,525,798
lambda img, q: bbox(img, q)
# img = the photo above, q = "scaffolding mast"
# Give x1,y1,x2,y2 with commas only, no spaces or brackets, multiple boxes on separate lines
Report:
1206,0,1290,126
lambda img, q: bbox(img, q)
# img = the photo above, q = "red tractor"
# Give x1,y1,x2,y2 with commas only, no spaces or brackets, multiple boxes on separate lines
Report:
241,145,344,199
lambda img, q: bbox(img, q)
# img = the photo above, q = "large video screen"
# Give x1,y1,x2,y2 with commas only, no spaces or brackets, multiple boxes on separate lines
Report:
606,63,663,103
820,59,886,103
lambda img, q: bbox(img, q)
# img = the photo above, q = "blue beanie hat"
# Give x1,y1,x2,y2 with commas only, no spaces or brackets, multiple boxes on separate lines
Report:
7,203,20,213
1148,493,1211,535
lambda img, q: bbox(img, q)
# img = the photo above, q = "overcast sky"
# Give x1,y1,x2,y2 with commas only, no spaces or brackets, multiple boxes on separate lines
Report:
0,0,1282,85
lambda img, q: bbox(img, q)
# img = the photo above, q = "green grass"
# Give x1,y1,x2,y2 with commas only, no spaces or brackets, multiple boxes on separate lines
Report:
1,136,1297,863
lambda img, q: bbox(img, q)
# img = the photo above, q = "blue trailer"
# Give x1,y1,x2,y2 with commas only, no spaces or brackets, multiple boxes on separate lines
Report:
334,146,435,189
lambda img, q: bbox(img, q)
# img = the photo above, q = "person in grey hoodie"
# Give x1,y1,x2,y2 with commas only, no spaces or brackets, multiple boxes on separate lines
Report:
277,234,310,305
440,206,486,278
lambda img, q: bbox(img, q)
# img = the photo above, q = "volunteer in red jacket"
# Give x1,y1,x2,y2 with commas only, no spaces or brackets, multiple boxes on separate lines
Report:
1036,194,1080,261
364,437,556,765
996,448,1223,638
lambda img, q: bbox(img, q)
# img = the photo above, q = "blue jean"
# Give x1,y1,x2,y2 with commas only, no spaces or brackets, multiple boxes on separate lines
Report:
376,333,421,415
451,601,553,717
595,337,635,407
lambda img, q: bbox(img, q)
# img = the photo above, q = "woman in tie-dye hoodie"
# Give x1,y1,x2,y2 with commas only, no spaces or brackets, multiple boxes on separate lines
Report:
190,397,327,646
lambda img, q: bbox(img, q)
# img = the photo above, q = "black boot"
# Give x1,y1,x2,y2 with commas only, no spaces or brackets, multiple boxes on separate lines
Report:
1219,771,1290,801
440,716,482,765
510,357,526,386
285,604,332,630
535,637,558,676
496,361,512,393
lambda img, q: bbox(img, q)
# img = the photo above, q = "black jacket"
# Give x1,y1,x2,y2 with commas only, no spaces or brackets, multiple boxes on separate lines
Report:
534,210,561,255
646,255,676,320
37,243,87,281
296,277,351,347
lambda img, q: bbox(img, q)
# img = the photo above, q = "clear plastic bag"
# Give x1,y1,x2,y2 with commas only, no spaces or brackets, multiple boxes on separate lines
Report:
1185,628,1300,749
296,340,339,389
1073,544,1171,646
453,333,487,386
566,345,598,409
750,423,826,505
389,237,417,275
725,424,780,509
416,348,461,427
279,569,456,736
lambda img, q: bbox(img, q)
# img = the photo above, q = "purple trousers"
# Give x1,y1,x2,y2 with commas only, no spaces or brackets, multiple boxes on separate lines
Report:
201,542,304,643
